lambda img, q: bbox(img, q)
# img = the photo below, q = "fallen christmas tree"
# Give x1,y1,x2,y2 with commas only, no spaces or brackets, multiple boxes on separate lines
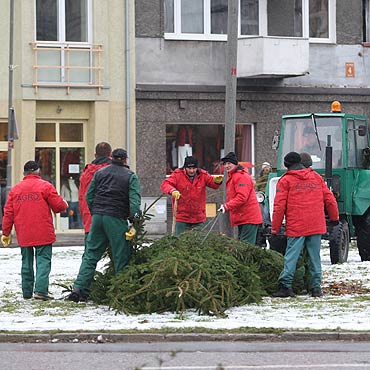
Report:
89,230,302,317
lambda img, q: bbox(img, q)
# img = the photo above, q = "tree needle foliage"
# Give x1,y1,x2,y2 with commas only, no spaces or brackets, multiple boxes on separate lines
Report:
90,230,287,317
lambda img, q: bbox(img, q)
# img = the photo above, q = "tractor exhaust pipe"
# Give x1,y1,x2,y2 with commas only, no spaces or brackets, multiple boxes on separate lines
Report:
325,134,333,190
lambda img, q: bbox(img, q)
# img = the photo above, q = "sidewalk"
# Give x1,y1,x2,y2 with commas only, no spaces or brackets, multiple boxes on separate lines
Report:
54,232,85,247
2,331,370,344
3,232,164,248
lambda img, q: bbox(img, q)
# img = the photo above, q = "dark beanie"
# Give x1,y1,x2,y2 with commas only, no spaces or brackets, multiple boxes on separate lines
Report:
221,152,238,165
24,160,40,172
284,152,301,168
112,148,127,160
183,156,198,168
300,152,313,168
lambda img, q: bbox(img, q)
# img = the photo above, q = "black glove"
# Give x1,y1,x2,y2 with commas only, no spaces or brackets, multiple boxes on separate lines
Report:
329,220,340,227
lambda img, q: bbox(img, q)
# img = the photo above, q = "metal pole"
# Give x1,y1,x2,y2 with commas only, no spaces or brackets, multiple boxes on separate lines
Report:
220,0,238,235
224,0,238,156
6,0,15,195
125,0,131,156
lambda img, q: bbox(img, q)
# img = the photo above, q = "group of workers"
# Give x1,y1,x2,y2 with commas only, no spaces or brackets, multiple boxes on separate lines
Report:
0,142,339,302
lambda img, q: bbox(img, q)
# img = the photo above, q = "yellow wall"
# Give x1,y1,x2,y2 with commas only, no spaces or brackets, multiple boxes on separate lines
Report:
0,0,136,185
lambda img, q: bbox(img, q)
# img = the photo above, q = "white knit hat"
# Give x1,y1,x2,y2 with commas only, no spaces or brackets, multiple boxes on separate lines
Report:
261,162,271,170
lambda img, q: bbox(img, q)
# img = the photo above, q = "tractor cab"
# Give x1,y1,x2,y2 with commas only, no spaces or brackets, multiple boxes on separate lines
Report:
264,101,370,264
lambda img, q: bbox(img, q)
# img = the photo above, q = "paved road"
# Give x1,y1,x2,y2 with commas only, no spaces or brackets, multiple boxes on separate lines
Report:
1,340,370,370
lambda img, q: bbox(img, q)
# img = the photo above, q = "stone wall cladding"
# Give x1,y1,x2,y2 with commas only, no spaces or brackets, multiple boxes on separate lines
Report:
136,87,370,197
336,0,362,44
135,0,163,38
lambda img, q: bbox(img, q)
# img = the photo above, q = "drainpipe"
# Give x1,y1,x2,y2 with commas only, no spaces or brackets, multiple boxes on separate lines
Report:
125,0,131,156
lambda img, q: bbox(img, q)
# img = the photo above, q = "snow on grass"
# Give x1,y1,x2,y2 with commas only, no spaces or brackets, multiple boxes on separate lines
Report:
0,242,369,332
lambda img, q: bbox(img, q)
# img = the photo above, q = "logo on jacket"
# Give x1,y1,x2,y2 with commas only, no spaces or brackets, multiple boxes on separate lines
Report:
16,193,41,202
293,182,319,192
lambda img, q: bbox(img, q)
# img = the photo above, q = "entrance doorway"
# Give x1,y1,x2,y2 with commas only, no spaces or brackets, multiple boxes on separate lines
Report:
35,121,86,231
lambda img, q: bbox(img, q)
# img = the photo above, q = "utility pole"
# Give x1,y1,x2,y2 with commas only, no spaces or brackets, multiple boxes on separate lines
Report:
224,0,238,155
220,0,239,235
6,0,15,195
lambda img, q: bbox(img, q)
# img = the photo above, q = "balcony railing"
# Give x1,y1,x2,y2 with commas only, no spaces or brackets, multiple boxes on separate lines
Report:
31,42,103,95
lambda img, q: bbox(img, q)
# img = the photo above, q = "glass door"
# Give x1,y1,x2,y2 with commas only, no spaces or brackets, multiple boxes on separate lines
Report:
35,121,86,231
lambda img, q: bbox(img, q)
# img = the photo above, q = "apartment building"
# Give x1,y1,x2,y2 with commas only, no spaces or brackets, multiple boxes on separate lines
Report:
0,0,135,232
135,0,370,207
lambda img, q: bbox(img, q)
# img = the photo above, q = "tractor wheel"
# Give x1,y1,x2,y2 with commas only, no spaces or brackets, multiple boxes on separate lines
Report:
355,210,370,261
268,234,287,255
329,220,349,264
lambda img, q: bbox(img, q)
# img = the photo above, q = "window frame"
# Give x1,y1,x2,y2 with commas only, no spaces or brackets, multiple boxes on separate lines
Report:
164,0,336,44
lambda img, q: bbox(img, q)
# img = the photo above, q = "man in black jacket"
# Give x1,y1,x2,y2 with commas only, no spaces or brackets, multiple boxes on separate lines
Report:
67,148,141,302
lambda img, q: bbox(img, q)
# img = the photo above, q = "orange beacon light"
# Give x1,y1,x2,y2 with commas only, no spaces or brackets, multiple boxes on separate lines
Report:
331,101,342,113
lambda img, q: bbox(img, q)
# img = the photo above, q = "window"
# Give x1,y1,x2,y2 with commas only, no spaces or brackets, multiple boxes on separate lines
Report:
364,0,370,42
164,0,229,40
165,124,254,175
347,119,368,168
164,0,335,42
34,0,96,86
36,0,90,42
281,116,343,170
0,123,8,142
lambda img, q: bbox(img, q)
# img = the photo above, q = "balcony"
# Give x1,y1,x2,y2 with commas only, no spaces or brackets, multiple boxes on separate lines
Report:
31,42,103,95
237,36,309,78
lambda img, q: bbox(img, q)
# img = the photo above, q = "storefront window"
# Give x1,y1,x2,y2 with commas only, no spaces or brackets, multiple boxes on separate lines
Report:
166,124,253,175
0,122,8,142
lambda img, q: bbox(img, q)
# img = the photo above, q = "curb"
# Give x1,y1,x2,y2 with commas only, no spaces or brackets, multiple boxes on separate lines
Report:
1,332,370,343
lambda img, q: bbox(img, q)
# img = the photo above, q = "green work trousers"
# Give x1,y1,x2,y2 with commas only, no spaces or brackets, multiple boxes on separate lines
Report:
278,234,322,290
20,245,52,298
175,221,204,236
73,214,131,292
237,224,259,245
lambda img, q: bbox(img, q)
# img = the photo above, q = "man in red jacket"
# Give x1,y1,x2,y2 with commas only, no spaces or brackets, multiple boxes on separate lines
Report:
161,156,223,235
78,142,111,241
1,161,67,300
218,152,262,244
271,152,339,298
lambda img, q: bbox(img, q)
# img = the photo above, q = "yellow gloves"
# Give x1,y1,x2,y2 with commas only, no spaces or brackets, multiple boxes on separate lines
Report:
125,226,136,240
1,235,11,247
214,175,224,184
171,190,181,200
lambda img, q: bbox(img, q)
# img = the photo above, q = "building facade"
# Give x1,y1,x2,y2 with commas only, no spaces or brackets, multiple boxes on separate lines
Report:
0,0,135,232
135,0,370,230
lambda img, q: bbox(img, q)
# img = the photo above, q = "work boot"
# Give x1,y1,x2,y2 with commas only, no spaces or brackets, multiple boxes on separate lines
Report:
66,288,89,303
272,287,295,298
34,292,54,301
311,288,323,298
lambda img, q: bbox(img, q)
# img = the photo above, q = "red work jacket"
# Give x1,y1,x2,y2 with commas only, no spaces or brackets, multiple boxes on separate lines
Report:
224,166,262,226
78,160,111,232
272,168,339,237
160,168,220,223
2,174,67,247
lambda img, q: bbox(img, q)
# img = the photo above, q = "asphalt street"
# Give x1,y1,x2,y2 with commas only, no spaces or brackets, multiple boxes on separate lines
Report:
0,340,370,370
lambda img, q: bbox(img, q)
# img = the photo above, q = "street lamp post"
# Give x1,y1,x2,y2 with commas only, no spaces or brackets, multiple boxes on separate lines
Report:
6,0,15,195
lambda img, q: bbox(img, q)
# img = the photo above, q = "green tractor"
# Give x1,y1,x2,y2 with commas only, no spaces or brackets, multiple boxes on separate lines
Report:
262,101,370,264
